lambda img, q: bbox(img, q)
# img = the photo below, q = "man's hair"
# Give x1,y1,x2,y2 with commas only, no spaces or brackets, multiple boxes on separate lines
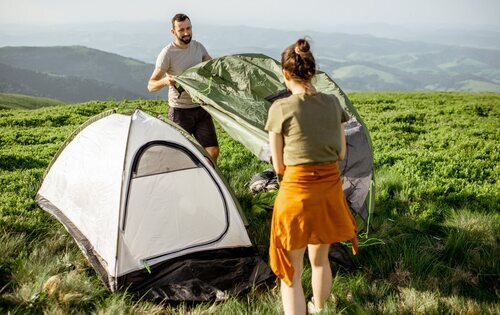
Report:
172,13,190,28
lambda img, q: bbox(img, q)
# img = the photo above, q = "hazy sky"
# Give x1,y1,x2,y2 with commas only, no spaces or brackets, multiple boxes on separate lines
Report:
1,0,500,30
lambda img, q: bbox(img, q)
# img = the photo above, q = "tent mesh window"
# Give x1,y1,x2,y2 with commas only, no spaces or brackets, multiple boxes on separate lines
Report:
133,144,198,178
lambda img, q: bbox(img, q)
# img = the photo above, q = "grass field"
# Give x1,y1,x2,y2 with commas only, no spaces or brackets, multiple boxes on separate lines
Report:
0,92,498,314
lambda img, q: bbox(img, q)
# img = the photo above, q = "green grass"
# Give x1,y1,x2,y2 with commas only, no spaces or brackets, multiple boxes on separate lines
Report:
0,93,65,110
0,92,499,314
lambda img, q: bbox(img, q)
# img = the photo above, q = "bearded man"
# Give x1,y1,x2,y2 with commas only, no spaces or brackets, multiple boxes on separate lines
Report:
148,13,219,162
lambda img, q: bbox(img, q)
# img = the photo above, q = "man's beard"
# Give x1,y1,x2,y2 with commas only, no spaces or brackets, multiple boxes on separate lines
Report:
179,35,192,45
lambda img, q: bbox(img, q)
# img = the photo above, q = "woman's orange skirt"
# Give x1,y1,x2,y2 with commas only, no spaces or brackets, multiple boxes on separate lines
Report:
269,162,358,286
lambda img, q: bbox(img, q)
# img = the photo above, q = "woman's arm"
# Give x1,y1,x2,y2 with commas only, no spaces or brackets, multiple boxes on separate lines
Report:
269,131,285,176
338,123,346,161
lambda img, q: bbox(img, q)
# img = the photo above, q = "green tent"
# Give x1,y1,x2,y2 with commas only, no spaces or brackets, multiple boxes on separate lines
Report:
176,53,375,225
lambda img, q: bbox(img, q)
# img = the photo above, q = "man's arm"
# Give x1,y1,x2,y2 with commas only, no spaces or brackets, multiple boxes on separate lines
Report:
147,67,176,92
201,43,211,62
202,54,212,62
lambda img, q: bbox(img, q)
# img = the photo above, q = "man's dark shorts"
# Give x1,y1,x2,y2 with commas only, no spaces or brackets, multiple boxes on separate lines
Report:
168,106,219,148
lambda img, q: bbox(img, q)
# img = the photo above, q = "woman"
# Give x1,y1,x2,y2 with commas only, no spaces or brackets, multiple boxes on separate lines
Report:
265,38,358,315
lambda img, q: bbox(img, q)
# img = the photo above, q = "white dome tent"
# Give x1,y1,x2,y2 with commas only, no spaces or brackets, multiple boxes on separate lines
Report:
36,109,272,302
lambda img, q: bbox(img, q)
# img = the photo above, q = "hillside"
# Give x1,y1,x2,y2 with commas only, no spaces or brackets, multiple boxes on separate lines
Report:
296,32,500,92
0,92,498,313
0,46,161,101
0,62,143,103
1,22,500,92
1,23,500,93
0,93,64,110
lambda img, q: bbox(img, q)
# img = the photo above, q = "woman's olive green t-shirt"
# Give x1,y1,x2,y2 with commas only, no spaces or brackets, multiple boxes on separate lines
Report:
265,92,348,166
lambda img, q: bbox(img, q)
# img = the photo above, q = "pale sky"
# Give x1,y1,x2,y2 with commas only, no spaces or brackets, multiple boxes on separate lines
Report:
1,0,499,29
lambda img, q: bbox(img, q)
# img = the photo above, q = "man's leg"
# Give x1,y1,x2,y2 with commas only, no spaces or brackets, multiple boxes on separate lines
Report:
307,244,332,310
193,107,219,163
281,247,306,315
169,107,219,162
168,107,195,133
204,146,219,162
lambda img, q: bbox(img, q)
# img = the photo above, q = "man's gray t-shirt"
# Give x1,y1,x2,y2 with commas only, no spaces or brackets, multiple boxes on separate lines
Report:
155,40,209,108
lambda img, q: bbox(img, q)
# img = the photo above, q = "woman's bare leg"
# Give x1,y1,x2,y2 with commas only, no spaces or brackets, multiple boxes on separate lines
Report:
281,247,307,315
308,244,332,309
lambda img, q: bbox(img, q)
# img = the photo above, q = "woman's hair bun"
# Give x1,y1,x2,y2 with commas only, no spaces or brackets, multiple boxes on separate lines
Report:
282,37,316,83
295,38,310,54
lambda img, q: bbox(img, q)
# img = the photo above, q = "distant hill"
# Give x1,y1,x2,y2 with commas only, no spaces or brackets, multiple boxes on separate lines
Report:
1,23,500,93
0,62,143,102
0,92,64,110
0,46,161,102
195,25,500,92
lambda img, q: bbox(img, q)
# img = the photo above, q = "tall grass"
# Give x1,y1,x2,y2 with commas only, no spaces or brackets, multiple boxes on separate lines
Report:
0,93,498,314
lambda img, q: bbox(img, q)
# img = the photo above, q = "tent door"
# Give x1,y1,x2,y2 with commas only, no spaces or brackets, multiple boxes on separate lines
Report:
122,141,229,263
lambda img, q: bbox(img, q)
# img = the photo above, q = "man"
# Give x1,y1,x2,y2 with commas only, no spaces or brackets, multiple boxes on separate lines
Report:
148,13,219,162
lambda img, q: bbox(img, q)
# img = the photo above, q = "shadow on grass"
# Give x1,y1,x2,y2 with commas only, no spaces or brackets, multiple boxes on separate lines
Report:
0,154,47,171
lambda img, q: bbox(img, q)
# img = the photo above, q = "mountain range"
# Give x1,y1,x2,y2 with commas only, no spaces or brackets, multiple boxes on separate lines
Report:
0,22,499,102
0,46,161,102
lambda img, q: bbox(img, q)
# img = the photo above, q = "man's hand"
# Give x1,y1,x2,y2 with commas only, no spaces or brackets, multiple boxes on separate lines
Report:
164,73,176,86
148,68,175,92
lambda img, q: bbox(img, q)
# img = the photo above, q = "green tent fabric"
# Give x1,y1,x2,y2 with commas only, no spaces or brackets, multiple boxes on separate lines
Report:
175,53,375,223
